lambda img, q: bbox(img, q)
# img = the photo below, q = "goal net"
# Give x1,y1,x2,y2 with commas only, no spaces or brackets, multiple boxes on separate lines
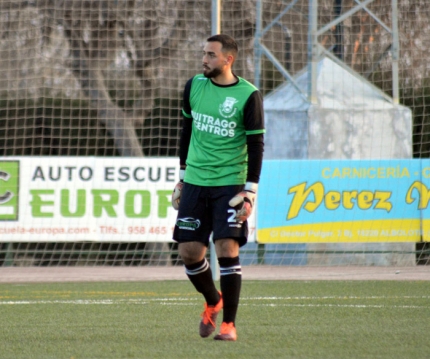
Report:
0,0,429,267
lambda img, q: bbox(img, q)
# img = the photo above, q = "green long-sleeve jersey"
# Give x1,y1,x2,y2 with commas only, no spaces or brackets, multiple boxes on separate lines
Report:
181,74,265,186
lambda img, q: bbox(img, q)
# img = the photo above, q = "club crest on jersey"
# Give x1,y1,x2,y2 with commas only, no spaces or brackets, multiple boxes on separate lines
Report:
219,97,238,118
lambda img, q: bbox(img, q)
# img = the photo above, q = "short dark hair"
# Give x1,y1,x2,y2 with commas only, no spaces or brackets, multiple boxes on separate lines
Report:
207,34,238,57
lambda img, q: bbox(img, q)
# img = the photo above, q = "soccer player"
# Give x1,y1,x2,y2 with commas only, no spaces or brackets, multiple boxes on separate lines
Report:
172,34,265,341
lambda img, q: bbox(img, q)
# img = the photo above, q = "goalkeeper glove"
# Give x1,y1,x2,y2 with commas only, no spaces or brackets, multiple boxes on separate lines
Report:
172,169,185,210
228,182,258,222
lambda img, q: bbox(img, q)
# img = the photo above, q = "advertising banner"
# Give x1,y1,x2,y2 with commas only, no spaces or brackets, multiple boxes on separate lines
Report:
257,159,430,243
0,157,256,242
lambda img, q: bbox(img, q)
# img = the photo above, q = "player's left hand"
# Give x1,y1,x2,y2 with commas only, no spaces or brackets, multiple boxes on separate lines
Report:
228,182,258,222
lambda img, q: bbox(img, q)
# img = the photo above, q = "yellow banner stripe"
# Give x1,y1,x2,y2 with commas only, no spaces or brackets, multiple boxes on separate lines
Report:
257,219,423,243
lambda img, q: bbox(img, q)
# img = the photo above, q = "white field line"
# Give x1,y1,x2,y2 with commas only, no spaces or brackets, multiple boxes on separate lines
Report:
243,303,426,309
0,296,429,309
242,295,430,300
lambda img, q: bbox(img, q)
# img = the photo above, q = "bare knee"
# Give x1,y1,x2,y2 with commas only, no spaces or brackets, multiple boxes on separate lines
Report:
178,242,207,265
215,238,239,258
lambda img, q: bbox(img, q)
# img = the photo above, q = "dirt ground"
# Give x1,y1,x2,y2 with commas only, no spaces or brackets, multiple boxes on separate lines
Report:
0,265,429,283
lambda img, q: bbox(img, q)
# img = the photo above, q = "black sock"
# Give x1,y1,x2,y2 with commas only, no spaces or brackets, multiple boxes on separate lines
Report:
218,256,242,325
185,258,220,306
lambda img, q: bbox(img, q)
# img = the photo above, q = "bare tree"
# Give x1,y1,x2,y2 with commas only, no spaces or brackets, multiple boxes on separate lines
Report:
36,0,159,156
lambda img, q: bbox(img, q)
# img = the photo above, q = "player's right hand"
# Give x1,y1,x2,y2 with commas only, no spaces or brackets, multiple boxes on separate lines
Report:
172,181,183,210
171,169,185,210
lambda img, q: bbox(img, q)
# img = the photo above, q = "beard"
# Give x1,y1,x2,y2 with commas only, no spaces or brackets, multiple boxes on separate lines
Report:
203,66,222,79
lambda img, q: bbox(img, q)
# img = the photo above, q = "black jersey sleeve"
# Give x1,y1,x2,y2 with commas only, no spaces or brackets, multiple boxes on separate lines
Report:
246,134,264,183
243,90,265,132
182,78,193,117
179,78,194,168
244,90,265,184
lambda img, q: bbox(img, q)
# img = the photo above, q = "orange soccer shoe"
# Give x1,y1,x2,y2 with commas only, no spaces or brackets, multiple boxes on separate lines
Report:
199,292,223,338
214,322,237,341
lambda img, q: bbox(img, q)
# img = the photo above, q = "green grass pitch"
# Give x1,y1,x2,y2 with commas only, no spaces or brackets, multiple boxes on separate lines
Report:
1,280,429,359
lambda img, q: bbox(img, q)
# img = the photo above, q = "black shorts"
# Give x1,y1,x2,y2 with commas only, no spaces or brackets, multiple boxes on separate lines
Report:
173,183,248,247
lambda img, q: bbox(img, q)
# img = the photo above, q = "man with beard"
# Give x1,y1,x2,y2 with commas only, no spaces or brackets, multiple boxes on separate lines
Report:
172,34,265,341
